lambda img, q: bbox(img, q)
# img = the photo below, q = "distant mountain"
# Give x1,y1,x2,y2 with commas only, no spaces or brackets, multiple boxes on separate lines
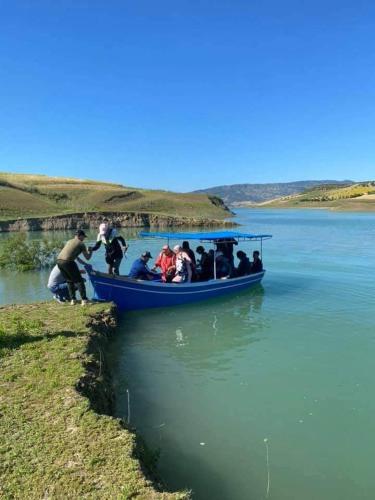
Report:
193,180,354,205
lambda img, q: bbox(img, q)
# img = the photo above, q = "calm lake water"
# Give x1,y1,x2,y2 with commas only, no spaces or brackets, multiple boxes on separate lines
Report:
1,209,375,499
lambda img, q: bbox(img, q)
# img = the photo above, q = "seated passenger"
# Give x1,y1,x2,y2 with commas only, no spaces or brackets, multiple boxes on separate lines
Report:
196,246,214,281
129,251,156,280
250,250,263,273
181,241,196,266
172,245,192,283
215,237,238,268
236,250,252,277
182,241,196,280
215,250,231,278
152,245,176,282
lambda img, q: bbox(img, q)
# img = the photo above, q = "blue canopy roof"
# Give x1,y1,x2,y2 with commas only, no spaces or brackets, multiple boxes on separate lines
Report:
139,230,272,241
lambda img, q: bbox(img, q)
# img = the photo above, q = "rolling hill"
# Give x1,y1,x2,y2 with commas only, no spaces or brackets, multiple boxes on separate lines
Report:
260,182,375,211
0,172,232,221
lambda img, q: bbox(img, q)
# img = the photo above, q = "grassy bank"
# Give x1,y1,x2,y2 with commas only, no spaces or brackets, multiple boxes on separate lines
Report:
0,302,188,499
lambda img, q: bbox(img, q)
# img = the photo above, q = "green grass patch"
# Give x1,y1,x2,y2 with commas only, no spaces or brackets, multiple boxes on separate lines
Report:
0,302,189,499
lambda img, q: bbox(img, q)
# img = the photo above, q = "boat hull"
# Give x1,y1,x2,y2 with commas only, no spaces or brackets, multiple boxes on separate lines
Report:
87,270,265,311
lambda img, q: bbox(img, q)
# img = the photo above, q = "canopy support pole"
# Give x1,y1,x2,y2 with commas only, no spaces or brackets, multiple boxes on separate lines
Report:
213,242,217,280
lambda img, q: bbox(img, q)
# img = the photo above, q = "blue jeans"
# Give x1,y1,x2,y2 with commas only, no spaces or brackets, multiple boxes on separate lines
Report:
48,283,70,301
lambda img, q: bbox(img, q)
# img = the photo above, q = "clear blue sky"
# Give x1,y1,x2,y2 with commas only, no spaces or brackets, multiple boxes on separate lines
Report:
1,1,375,191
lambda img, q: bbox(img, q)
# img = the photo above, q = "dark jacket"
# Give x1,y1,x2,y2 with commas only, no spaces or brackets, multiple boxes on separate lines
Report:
91,229,126,262
251,258,263,274
183,247,196,266
198,251,214,280
236,256,252,277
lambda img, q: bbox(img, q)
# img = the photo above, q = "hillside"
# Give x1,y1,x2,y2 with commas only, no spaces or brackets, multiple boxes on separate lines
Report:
260,182,375,211
0,172,232,221
193,180,353,205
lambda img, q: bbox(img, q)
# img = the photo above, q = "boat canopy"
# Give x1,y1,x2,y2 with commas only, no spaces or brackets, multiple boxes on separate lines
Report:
139,230,272,242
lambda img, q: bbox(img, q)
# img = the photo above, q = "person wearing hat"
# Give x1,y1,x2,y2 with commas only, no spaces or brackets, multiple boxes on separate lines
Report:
128,251,157,280
151,245,176,282
90,219,128,275
56,229,92,305
129,251,156,281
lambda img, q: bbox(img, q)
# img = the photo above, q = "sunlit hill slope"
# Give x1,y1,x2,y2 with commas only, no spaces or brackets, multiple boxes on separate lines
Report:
0,173,232,221
258,182,375,211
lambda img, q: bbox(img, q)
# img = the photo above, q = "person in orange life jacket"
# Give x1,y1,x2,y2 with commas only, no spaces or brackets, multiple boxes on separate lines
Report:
90,220,128,275
152,245,176,282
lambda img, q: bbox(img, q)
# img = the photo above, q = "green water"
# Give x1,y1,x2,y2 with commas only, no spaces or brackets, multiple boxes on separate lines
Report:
107,209,375,500
1,210,375,499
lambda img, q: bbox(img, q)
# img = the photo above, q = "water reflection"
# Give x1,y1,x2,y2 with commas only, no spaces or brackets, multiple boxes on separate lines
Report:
114,285,266,375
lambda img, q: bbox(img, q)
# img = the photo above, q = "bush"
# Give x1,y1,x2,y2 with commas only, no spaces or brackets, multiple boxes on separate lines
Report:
0,234,63,271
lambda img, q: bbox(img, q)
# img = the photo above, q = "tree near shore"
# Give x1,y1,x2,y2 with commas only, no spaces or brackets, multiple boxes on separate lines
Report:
0,233,63,271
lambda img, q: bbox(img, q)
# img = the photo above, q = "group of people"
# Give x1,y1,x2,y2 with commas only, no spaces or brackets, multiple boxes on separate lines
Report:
48,222,264,303
128,242,196,283
47,219,128,304
128,240,263,284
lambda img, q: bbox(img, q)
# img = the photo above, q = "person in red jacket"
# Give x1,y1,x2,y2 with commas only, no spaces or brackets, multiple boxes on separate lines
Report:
152,245,176,282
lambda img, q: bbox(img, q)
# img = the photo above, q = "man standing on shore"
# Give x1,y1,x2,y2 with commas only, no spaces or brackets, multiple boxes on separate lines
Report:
56,229,92,305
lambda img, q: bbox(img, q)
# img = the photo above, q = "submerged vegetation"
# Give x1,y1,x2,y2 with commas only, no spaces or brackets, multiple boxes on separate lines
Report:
0,233,63,271
0,302,188,499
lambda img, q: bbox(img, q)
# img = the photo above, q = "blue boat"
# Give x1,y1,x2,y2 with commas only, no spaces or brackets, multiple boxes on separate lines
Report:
87,231,272,311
